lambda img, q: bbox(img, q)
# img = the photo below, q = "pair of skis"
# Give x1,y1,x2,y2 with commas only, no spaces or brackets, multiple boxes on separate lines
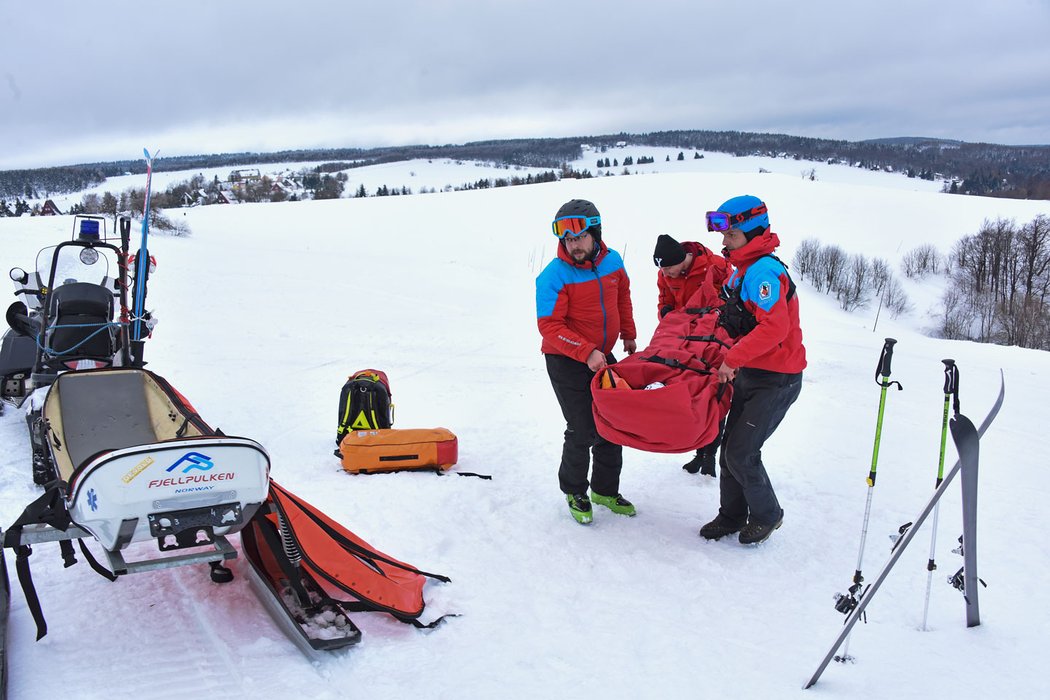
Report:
804,342,1005,689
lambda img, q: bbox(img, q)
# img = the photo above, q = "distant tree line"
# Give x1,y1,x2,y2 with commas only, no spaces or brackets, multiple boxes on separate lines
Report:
5,129,1048,201
793,215,1050,351
937,215,1050,349
792,239,911,318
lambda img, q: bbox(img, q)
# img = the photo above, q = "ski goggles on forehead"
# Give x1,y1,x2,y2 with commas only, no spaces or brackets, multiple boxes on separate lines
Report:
706,204,768,232
552,215,601,239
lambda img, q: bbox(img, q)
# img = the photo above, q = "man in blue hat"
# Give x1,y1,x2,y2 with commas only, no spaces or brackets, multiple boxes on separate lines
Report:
699,195,806,545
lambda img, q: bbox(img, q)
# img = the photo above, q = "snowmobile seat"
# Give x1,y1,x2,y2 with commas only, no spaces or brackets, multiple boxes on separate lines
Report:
46,282,116,361
43,369,206,482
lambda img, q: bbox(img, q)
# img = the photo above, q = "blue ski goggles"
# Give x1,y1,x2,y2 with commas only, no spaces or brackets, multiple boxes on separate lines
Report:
706,204,768,232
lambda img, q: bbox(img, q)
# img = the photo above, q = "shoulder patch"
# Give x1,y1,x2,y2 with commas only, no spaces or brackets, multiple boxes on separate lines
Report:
759,280,772,301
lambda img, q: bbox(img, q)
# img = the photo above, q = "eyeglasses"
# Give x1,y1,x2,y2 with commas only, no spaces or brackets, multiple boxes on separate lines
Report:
552,215,601,239
705,204,768,232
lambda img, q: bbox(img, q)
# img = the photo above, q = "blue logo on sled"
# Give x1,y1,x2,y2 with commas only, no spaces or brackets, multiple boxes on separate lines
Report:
166,452,215,473
87,488,98,512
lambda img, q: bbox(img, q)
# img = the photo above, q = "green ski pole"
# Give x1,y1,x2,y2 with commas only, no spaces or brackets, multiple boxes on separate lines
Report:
920,359,959,630
833,338,903,662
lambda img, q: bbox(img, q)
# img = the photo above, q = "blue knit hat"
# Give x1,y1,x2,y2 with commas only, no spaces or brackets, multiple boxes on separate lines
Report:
717,194,769,240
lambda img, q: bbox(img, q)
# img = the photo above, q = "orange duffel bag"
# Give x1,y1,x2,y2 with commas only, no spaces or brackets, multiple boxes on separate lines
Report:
337,428,458,474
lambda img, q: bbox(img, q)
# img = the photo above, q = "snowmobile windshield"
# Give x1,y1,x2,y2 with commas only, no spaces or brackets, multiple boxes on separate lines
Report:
36,243,113,291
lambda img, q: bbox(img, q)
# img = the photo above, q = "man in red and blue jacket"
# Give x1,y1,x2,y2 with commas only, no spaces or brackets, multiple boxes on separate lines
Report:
537,199,637,525
699,195,806,545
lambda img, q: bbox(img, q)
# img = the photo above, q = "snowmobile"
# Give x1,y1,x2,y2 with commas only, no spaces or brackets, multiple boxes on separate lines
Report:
0,217,271,633
0,216,138,484
0,218,442,678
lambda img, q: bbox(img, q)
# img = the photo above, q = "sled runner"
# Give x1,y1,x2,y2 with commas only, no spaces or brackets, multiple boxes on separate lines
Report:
591,303,734,453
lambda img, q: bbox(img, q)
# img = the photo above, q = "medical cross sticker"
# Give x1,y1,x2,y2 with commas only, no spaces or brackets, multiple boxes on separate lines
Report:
87,488,98,512
759,281,772,301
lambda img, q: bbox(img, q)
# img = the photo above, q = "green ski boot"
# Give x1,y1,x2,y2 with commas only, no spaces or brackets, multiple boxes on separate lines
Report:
566,493,593,525
590,491,637,517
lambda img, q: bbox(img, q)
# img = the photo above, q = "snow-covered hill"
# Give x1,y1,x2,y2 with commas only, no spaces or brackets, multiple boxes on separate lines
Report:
1,163,1047,699
34,144,946,214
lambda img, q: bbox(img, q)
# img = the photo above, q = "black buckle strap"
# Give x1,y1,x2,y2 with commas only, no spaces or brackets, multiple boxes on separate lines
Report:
641,354,712,376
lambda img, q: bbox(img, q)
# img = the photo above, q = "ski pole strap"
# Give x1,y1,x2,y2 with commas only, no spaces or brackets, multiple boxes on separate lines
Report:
874,338,903,390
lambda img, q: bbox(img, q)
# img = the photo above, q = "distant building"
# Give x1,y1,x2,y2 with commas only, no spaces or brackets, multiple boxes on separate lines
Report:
229,168,261,183
216,189,240,205
40,199,62,216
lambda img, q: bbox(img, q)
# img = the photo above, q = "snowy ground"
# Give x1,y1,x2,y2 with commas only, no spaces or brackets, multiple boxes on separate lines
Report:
2,160,1049,699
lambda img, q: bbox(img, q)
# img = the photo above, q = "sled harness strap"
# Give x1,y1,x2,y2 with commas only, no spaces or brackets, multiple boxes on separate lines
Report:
641,354,712,376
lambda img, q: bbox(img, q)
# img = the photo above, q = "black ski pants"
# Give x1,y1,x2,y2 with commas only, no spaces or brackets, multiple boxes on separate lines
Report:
718,367,802,527
545,353,622,497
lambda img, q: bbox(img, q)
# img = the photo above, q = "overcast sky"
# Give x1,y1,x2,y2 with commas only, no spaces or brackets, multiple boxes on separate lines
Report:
3,0,1049,169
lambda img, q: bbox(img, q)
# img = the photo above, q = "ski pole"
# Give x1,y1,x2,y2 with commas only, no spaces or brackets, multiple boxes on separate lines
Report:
920,359,958,630
834,338,903,662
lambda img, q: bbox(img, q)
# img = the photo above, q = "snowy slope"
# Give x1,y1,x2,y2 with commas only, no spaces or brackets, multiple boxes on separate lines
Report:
1,164,1048,700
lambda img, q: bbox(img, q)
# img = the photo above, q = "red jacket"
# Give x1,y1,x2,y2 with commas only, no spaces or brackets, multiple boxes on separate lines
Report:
656,241,729,316
722,232,807,374
536,240,637,363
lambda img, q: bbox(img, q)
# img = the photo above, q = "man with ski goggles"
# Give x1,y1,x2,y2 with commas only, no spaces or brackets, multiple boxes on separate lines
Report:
704,204,769,234
537,199,638,526
698,194,806,546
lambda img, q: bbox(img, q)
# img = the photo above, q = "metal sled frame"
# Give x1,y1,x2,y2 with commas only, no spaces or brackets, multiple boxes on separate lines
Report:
10,522,236,577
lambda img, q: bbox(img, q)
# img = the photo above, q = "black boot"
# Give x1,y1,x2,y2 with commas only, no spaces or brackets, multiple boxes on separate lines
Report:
683,446,717,476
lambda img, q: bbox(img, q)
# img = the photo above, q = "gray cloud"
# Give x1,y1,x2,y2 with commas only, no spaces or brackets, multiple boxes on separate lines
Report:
2,0,1049,168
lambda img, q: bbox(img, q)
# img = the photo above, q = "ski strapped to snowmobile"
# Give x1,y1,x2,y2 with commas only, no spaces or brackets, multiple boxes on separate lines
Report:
2,366,271,640
804,368,1004,689
241,480,453,656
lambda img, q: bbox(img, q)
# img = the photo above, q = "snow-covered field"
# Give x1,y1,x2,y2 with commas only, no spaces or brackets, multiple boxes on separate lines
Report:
36,144,945,214
1,158,1048,699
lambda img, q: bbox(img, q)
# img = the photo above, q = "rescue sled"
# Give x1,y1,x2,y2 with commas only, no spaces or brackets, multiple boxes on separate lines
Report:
240,480,452,657
3,367,271,640
591,302,734,453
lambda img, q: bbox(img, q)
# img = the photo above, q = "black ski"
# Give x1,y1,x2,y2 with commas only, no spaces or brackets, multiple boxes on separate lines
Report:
953,411,982,627
804,370,1004,689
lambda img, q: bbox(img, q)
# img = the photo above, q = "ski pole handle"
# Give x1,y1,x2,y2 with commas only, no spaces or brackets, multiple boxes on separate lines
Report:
942,358,960,416
942,359,956,393
874,338,898,385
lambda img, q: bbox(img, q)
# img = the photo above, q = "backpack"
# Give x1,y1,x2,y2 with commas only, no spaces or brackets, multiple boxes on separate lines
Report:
717,254,796,339
336,370,393,445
